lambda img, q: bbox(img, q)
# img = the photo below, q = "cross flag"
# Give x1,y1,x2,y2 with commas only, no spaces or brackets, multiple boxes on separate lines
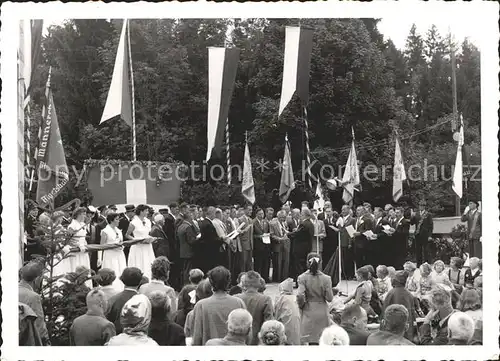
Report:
452,114,465,198
392,137,407,202
36,70,69,206
242,139,255,204
278,26,314,116
279,134,295,203
206,47,239,161
342,128,360,204
100,20,133,127
313,182,325,211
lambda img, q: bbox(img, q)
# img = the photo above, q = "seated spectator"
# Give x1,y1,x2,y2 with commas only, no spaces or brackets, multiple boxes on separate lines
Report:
205,309,253,346
229,272,245,296
138,256,177,315
258,320,287,345
448,257,465,293
19,262,48,345
464,257,481,287
417,263,435,315
235,271,274,345
274,278,301,345
387,266,396,280
258,277,266,293
473,275,483,297
431,260,454,289
107,267,143,335
184,278,213,344
376,265,392,301
19,303,42,346
147,291,185,346
419,287,456,345
340,304,369,345
457,288,482,344
95,268,120,302
328,287,345,323
403,262,419,296
70,289,116,345
345,267,374,317
447,312,476,345
106,294,158,345
383,271,416,342
319,324,350,346
367,304,414,345
192,266,246,346
364,265,383,317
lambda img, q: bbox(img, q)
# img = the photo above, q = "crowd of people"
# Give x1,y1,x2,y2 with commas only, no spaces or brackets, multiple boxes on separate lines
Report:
19,198,484,346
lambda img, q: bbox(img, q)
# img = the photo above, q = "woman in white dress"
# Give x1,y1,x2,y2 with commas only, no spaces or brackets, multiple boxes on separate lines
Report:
126,204,156,280
67,207,92,288
100,212,127,291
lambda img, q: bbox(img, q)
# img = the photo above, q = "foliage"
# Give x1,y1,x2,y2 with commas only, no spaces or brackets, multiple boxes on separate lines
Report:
27,19,481,215
427,225,468,264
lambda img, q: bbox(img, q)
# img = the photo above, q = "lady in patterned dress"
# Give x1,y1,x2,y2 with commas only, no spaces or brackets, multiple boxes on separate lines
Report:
100,212,127,290
125,204,155,280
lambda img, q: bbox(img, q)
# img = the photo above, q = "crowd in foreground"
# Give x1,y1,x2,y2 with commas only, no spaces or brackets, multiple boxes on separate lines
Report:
19,250,483,346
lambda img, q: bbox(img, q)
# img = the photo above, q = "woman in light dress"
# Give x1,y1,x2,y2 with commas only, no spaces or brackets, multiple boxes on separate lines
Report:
125,204,156,280
100,212,127,291
67,207,92,288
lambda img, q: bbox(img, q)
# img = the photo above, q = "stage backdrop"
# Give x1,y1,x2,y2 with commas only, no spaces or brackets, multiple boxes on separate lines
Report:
85,159,183,207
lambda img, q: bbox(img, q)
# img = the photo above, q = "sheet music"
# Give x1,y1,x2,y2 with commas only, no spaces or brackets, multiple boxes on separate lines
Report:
262,233,271,244
363,230,374,239
345,225,356,238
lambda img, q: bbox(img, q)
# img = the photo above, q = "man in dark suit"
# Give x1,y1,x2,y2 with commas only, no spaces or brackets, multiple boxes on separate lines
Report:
317,201,331,221
370,206,389,268
340,304,370,345
106,267,142,335
94,206,110,269
164,203,181,290
337,205,356,279
410,200,433,265
197,206,224,273
85,207,99,274
352,205,374,270
392,206,411,269
461,200,482,258
118,205,135,260
322,207,338,266
238,205,254,272
289,208,314,283
253,208,271,282
270,210,290,282
151,213,170,259
177,209,199,287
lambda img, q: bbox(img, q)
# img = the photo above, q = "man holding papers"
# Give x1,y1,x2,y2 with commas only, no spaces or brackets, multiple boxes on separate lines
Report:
391,206,411,269
370,207,392,268
336,205,356,279
270,210,291,282
253,208,271,282
289,208,315,285
352,206,374,271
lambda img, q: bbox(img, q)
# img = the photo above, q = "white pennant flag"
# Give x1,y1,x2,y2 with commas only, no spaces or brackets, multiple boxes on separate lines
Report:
342,129,360,204
313,182,325,211
392,137,407,202
242,140,255,204
452,115,464,198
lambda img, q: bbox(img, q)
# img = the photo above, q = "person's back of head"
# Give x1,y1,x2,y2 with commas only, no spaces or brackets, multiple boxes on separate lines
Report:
306,253,321,275
227,308,253,338
382,304,409,336
120,267,143,289
242,271,261,291
448,312,475,344
259,320,286,345
430,287,452,310
319,324,350,345
195,278,214,302
86,289,107,314
151,256,171,282
391,270,408,288
188,269,204,285
148,290,171,320
20,262,41,284
458,288,482,312
341,304,367,330
208,266,231,292
96,268,116,287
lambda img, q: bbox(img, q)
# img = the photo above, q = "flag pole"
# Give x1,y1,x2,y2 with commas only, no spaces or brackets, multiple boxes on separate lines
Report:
226,118,231,185
338,232,342,286
303,106,312,189
127,19,137,161
450,31,460,216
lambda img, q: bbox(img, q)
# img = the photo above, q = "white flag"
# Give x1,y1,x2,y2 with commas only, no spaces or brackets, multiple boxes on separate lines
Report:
452,115,464,198
313,182,325,211
242,141,255,204
342,130,360,203
392,137,407,202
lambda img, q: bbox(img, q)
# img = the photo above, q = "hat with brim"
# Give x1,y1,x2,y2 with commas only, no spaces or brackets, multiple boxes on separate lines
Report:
469,200,479,206
125,204,135,212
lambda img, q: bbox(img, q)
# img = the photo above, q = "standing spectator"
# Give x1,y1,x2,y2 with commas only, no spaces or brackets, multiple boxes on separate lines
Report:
461,200,482,258
138,256,177,315
411,200,434,265
205,309,253,346
176,268,204,316
419,288,456,345
339,304,369,345
270,210,290,283
150,213,169,259
119,205,135,260
70,289,116,345
19,303,42,346
391,207,410,269
296,253,334,345
106,267,143,335
382,271,416,342
352,205,374,270
322,208,339,270
274,278,301,345
198,207,225,273
177,209,199,286
238,205,254,272
147,291,185,345
18,263,48,345
311,208,326,255
370,206,388,268
258,320,287,345
95,268,120,302
447,312,477,345
106,295,158,345
192,266,246,345
235,271,274,345
184,278,213,344
367,304,414,345
290,208,315,285
253,209,271,283
457,288,482,344
336,205,356,279
319,324,350,346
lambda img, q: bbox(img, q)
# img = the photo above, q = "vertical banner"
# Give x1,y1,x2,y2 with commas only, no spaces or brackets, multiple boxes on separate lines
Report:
452,115,465,198
242,139,255,204
206,47,240,161
392,137,407,202
342,129,360,204
279,135,295,203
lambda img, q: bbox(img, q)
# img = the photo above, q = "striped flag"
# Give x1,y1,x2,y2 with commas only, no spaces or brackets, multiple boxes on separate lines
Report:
206,47,239,161
341,128,360,204
278,26,314,116
242,139,255,204
100,20,133,127
279,135,295,203
452,115,465,198
392,137,407,202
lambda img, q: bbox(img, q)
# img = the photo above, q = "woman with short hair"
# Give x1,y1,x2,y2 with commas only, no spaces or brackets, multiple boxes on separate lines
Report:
319,324,350,346
258,320,287,345
100,212,127,291
67,207,92,288
126,204,156,280
138,256,177,315
95,268,120,301
458,288,482,344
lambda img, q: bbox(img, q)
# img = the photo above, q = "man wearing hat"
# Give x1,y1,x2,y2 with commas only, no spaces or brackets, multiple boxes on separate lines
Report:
410,200,433,266
119,205,136,260
461,200,482,258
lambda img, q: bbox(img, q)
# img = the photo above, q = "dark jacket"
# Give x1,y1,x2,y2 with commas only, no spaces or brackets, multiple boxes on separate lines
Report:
253,218,270,252
419,309,457,345
411,211,434,238
19,282,48,342
291,218,314,256
106,289,138,334
164,214,179,259
338,215,356,247
70,311,116,346
149,316,186,346
19,303,43,346
177,220,198,259
354,215,374,249
383,286,416,340
235,291,274,345
461,210,481,240
341,323,370,345
151,223,170,259
118,215,131,240
367,330,415,345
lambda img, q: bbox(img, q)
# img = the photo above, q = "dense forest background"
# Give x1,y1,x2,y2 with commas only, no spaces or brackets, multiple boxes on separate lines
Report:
25,18,481,215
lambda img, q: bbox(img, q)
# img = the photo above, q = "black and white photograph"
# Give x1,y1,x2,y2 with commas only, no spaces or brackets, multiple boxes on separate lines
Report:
1,1,499,360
